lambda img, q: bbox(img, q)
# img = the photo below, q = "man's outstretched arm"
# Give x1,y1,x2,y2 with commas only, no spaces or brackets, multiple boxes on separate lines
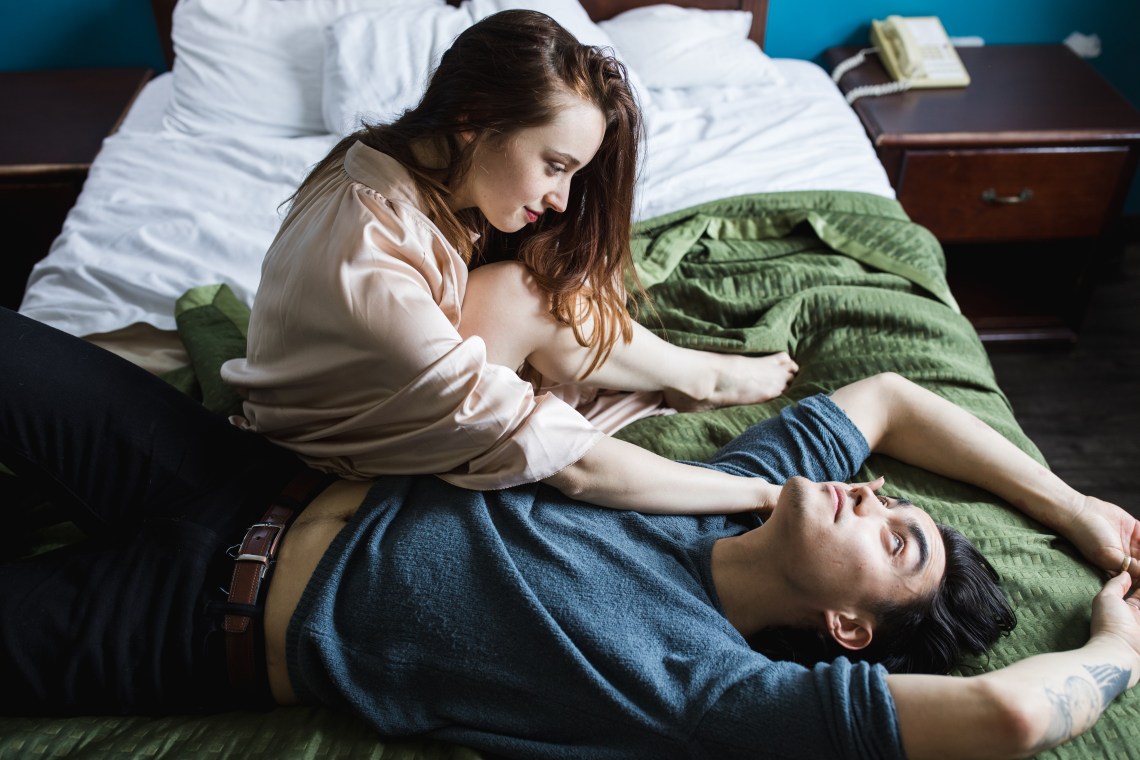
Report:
888,571,1140,758
829,372,1140,581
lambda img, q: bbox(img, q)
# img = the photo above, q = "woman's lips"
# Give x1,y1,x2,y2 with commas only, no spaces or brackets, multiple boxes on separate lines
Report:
524,208,540,223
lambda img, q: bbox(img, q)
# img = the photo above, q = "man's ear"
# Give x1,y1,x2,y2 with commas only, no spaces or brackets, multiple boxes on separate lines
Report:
824,609,874,652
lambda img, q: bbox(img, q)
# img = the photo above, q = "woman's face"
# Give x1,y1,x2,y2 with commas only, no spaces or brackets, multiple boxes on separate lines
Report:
773,476,947,617
450,93,606,232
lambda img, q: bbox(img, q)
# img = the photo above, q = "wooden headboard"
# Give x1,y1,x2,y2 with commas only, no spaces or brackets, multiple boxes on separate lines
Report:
579,0,767,46
148,0,769,71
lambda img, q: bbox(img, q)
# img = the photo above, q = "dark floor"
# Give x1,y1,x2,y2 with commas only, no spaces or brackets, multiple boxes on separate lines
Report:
986,242,1140,518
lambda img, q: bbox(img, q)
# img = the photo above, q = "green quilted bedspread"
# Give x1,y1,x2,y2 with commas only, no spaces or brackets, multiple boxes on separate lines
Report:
3,191,1135,759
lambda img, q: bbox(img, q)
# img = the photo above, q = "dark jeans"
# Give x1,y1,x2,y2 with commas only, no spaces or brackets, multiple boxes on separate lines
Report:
0,308,301,714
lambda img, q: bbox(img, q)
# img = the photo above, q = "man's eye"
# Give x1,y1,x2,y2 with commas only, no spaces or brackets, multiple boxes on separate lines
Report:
892,533,904,554
878,494,890,506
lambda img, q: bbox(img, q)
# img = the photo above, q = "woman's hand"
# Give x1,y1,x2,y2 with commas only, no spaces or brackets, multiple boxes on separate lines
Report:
855,475,887,493
754,482,783,519
1067,495,1140,582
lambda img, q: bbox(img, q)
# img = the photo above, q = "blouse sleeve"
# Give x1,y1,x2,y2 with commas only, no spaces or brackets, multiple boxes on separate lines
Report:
221,180,603,488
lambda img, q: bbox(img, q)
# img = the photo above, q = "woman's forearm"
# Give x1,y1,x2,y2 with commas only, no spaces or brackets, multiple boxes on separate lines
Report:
543,435,779,515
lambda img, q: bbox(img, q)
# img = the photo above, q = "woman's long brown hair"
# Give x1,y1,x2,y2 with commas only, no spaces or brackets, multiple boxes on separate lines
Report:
290,9,645,377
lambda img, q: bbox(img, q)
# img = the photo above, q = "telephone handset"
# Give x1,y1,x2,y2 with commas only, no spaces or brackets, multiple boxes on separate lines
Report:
871,17,970,87
831,16,970,104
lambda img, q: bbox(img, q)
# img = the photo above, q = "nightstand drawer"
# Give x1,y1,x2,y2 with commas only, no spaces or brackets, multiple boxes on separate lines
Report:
896,147,1131,243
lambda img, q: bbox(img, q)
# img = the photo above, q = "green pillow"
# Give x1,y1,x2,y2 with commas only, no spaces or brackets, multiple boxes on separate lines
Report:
161,283,250,416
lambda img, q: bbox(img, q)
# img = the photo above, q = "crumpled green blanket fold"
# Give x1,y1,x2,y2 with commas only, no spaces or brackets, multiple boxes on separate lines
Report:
4,191,1134,759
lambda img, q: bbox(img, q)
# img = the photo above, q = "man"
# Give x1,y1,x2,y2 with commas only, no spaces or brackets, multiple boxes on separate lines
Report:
2,308,1138,759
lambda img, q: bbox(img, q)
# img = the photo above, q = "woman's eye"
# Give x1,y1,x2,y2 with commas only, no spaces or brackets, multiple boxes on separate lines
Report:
547,162,566,175
878,495,889,506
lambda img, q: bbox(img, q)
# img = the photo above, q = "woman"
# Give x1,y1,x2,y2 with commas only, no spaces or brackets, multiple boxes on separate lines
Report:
3,307,1139,760
219,10,797,513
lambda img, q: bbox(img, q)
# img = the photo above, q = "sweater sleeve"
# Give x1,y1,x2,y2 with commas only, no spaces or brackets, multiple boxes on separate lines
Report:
692,658,906,760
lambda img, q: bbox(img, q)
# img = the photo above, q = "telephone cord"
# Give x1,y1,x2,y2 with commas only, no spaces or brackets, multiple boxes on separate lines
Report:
830,48,877,83
829,47,913,104
843,79,912,104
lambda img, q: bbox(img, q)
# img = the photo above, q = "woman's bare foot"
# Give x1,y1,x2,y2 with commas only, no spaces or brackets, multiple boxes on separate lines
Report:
664,352,798,412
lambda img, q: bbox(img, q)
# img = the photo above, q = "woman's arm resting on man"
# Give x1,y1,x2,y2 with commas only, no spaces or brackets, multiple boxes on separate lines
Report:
544,435,782,515
830,373,1140,581
889,571,1140,758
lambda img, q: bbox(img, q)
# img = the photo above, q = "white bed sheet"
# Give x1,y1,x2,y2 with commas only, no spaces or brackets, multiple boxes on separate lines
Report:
21,60,894,339
636,59,894,220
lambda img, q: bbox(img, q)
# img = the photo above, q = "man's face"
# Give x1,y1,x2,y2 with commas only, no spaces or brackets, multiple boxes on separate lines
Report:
771,476,947,620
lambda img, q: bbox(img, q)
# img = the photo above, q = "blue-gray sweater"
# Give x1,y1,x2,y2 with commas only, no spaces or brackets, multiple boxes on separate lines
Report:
287,396,905,759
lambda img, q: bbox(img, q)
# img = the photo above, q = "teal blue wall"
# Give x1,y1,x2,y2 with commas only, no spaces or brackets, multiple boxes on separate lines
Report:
0,0,167,72
767,1,1139,106
3,0,1138,210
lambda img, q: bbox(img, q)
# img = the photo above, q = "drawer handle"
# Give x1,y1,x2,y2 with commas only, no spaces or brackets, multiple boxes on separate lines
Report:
981,188,1034,205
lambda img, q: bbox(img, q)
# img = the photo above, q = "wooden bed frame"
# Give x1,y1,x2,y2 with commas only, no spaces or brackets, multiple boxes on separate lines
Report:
147,0,770,71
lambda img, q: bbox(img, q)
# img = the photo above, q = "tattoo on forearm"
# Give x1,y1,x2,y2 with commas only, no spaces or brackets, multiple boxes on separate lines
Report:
1085,663,1130,705
1035,677,1088,751
1031,664,1131,753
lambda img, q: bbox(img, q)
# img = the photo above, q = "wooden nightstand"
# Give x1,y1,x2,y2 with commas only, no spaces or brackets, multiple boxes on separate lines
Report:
1,68,153,310
824,44,1140,344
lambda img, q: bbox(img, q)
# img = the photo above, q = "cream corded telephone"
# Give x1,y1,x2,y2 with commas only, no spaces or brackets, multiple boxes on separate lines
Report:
831,16,970,104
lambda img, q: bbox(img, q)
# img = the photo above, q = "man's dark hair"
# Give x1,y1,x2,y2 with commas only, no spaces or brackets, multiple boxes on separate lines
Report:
752,523,1017,674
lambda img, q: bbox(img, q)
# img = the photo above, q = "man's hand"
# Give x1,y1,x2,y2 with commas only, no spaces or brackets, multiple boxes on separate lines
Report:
1067,495,1140,582
889,571,1140,759
1090,570,1140,673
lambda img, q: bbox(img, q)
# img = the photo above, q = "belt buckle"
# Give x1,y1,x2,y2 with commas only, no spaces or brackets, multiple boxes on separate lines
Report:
235,521,285,577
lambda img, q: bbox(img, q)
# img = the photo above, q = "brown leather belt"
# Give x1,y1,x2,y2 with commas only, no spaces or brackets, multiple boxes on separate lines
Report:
224,467,335,697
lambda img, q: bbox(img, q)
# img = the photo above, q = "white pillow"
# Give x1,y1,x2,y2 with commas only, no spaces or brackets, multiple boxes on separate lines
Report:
322,0,653,137
598,4,785,89
164,0,445,138
322,4,473,135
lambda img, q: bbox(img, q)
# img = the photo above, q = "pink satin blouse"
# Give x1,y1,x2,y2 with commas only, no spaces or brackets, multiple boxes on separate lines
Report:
221,142,665,489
